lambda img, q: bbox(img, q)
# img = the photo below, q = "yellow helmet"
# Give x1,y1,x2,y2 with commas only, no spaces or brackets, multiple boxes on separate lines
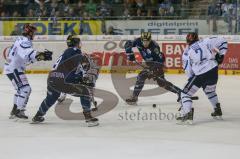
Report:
141,32,151,41
67,34,81,47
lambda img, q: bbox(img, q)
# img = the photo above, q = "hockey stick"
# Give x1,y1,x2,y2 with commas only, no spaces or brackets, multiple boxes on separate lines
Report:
73,84,98,111
134,60,199,101
89,87,98,111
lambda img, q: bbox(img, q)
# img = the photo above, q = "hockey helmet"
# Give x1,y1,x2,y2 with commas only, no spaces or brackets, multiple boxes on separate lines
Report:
141,32,151,48
22,23,37,40
67,35,81,47
186,32,199,45
141,32,151,41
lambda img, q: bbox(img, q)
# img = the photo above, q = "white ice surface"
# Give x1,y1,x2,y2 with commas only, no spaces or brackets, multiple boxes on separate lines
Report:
0,74,240,159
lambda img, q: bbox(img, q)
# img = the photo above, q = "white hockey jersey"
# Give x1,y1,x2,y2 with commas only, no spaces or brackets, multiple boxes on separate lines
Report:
3,36,38,74
182,37,228,77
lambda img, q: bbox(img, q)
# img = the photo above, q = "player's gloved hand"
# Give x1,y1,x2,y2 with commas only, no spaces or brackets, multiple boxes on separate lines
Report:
124,40,133,50
124,41,135,61
127,53,136,61
145,70,152,79
215,53,224,65
36,49,53,61
82,73,96,87
146,61,160,68
147,72,164,81
148,62,164,74
145,62,164,81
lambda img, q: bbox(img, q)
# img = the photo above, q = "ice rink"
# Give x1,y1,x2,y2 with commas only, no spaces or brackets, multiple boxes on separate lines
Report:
0,74,240,159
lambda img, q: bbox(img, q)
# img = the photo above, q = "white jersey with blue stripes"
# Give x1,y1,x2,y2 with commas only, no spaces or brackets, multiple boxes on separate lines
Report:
182,37,228,77
3,36,38,74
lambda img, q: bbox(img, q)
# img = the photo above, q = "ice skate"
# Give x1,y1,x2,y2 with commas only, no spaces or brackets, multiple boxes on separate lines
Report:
9,104,17,119
211,103,223,120
176,108,194,125
125,96,138,105
13,109,28,120
31,112,45,124
83,111,99,127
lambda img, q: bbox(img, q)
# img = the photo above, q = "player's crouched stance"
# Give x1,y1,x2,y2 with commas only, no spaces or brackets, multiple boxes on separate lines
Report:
124,32,182,105
176,33,227,124
32,35,99,127
3,23,53,120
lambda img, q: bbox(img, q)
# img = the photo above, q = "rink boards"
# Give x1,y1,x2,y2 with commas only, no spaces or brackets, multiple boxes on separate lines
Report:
0,35,239,75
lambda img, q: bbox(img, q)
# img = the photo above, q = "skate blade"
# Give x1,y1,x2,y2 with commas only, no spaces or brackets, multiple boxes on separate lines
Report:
125,102,138,106
176,120,193,125
186,120,193,125
213,116,223,120
176,119,185,125
13,118,29,122
9,115,16,119
30,121,44,124
91,108,98,112
86,121,99,127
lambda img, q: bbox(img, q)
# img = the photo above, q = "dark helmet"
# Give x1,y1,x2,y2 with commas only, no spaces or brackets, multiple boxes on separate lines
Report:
186,32,199,45
67,34,81,47
141,32,151,41
22,23,37,40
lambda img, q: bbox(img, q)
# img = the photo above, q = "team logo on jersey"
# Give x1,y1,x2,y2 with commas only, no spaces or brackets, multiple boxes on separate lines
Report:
146,49,151,54
154,48,160,54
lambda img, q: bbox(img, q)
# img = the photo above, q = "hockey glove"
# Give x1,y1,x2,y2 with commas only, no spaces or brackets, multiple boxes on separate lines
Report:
158,52,165,63
124,40,136,61
127,53,136,61
146,70,164,81
215,53,224,65
146,69,154,79
36,50,53,61
148,62,164,72
146,62,164,81
82,74,96,87
124,40,133,50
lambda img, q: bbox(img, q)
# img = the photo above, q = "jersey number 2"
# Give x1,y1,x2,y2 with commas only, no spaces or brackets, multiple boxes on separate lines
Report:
195,48,206,61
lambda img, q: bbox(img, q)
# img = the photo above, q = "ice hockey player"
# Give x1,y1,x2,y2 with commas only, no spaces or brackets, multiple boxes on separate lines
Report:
177,32,228,124
32,35,99,127
3,23,53,119
124,32,182,105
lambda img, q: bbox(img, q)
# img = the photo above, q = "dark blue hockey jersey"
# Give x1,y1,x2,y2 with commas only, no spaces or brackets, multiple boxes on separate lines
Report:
125,38,165,64
51,47,84,84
